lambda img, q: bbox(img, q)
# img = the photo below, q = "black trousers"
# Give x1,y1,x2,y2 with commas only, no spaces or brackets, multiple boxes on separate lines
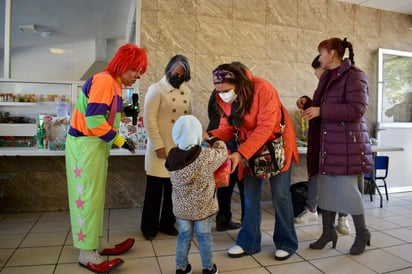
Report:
217,166,245,221
140,175,175,236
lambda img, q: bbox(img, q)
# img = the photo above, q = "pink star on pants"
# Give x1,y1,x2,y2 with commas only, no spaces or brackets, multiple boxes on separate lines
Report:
76,197,85,209
77,230,86,241
74,165,82,178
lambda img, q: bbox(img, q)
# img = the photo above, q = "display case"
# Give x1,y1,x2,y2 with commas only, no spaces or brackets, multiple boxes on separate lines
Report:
0,79,80,149
0,79,146,156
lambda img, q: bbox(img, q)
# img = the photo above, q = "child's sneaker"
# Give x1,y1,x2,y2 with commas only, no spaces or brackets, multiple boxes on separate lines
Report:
79,249,103,265
337,216,350,235
202,263,218,274
294,209,318,224
176,263,192,274
78,249,124,273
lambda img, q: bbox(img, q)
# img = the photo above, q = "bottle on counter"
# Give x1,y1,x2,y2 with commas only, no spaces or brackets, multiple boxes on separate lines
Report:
36,116,44,149
56,97,69,117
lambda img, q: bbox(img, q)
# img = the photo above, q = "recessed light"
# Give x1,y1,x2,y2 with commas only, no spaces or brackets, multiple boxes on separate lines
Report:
41,31,55,38
49,48,65,54
18,24,37,33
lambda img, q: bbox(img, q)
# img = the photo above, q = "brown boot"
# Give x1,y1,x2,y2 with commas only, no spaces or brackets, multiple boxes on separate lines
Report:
350,214,371,255
310,210,338,249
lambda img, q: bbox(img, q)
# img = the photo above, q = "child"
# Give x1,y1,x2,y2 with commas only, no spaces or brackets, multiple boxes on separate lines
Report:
165,115,228,274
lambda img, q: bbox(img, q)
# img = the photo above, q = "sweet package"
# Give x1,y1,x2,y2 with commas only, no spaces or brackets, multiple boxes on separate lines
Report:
214,158,231,188
37,115,69,150
119,116,147,154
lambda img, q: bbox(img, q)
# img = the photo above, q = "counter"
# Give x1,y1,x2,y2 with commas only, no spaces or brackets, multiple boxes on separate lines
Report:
0,154,147,212
296,145,404,154
2,145,401,157
0,147,145,156
1,144,403,213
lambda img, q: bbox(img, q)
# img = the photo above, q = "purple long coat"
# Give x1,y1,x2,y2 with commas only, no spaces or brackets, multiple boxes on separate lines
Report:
307,59,373,177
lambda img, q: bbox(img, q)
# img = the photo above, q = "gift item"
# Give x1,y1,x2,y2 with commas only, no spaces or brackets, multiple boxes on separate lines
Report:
214,158,231,188
119,116,147,153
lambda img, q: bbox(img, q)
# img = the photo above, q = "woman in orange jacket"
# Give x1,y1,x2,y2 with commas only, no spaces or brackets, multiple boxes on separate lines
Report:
207,63,299,261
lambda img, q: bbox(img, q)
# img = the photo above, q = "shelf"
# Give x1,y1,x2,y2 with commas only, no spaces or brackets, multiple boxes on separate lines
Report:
0,124,37,136
0,102,36,106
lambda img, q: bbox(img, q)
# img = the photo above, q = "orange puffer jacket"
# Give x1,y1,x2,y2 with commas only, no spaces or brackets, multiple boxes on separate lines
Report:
210,71,299,178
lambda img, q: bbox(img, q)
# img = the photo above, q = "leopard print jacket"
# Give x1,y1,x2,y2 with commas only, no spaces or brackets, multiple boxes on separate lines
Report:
165,139,228,220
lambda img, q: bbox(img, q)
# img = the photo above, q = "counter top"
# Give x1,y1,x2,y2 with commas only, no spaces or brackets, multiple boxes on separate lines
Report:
297,145,404,154
1,145,404,157
0,147,145,156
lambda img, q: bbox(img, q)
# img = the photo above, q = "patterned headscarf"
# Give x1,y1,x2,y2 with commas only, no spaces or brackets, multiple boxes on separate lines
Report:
213,69,236,84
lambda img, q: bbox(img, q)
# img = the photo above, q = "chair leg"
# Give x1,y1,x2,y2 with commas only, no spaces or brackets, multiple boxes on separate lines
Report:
383,179,389,201
372,179,383,208
368,180,373,201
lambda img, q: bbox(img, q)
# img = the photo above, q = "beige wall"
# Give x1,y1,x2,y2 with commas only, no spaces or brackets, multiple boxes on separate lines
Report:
139,0,412,137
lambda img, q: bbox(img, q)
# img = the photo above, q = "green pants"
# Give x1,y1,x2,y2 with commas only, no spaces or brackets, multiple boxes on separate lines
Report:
65,135,110,250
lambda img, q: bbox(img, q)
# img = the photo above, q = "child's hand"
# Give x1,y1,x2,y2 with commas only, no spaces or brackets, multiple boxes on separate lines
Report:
203,130,211,140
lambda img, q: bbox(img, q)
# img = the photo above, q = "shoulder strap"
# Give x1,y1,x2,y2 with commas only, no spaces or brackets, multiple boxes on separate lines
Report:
280,106,284,126
278,106,285,136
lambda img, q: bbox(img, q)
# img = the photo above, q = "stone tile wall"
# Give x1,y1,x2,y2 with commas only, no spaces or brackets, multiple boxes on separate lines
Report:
139,0,412,136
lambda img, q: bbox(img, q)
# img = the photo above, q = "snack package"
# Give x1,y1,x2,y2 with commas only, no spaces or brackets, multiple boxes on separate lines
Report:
119,116,147,154
214,159,231,188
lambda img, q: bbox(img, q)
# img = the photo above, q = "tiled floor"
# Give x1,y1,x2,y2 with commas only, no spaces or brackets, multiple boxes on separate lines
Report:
1,192,412,274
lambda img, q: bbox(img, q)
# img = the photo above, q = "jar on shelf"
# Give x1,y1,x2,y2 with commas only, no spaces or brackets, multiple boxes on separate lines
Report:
56,97,69,117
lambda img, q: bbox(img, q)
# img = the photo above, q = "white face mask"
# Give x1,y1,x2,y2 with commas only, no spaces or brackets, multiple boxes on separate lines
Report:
218,89,237,103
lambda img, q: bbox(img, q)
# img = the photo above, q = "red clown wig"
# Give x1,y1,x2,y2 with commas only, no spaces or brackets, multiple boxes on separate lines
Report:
105,43,148,78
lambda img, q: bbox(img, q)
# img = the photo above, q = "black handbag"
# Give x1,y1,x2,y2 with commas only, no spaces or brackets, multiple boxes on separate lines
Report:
248,107,285,179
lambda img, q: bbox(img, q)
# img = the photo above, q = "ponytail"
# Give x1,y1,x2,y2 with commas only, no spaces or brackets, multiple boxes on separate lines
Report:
342,37,355,65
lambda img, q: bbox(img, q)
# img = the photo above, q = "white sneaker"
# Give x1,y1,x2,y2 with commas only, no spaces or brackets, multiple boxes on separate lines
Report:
228,245,246,258
294,209,318,224
79,249,103,265
275,249,291,261
337,216,350,235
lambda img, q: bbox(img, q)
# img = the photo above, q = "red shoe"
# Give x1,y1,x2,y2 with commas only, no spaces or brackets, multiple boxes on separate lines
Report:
79,258,124,273
99,238,135,256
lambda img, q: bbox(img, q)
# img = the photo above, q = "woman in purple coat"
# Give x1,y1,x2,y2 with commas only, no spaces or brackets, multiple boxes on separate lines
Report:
303,37,373,255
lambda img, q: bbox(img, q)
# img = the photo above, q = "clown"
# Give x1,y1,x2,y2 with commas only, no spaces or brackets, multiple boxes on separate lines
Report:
65,43,147,273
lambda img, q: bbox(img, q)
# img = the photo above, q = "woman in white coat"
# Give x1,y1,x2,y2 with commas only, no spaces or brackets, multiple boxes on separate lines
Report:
140,55,192,240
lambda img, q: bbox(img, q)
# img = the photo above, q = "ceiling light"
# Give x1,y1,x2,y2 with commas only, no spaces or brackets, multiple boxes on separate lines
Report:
18,24,38,33
40,31,55,38
49,48,65,54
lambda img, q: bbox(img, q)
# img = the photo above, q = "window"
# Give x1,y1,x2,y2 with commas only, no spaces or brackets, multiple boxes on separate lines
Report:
378,48,412,125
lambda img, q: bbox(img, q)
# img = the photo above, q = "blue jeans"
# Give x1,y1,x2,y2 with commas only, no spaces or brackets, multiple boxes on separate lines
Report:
306,175,318,211
236,167,298,254
176,217,214,270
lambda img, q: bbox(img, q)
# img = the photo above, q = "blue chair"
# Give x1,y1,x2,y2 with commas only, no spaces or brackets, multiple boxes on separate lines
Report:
364,156,389,207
